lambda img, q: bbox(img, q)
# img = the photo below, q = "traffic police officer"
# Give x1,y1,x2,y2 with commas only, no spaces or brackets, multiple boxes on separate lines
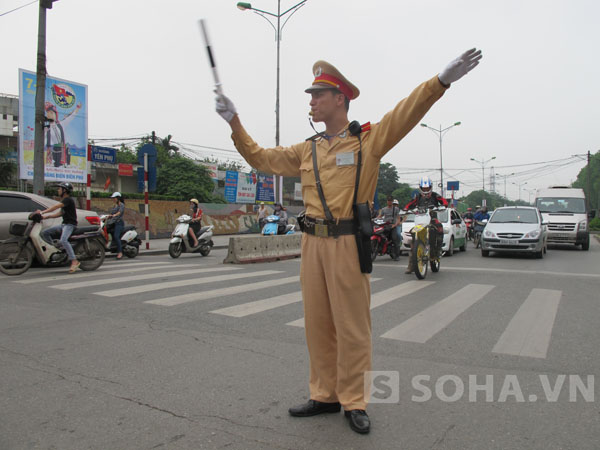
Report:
215,48,482,434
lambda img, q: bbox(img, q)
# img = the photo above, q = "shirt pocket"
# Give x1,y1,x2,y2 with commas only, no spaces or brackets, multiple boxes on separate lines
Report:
299,160,316,187
328,164,357,188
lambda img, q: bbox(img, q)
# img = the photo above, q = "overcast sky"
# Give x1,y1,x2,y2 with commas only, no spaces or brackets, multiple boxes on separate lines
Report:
2,0,599,201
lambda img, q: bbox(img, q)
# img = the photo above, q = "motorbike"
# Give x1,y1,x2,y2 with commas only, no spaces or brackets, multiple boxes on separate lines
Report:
168,214,214,258
0,212,105,276
473,219,488,249
403,206,445,280
99,215,141,258
370,218,400,262
464,217,474,241
261,215,295,235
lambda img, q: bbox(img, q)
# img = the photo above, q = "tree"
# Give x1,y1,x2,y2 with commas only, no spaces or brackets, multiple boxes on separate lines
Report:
116,144,138,164
200,157,245,172
376,162,400,196
392,183,414,208
156,156,216,202
572,150,600,212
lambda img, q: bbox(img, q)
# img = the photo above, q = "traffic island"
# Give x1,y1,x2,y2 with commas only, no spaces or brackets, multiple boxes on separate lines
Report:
223,234,301,264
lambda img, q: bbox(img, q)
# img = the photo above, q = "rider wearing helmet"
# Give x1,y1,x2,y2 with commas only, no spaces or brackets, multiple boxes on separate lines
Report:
402,176,448,273
462,207,474,220
107,192,125,259
377,196,401,260
189,198,203,247
37,182,80,273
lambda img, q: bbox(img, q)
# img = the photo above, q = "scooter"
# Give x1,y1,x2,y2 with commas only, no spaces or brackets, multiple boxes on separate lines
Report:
473,219,488,249
0,212,105,276
168,214,214,258
464,217,474,240
99,215,141,258
370,218,400,262
261,215,295,235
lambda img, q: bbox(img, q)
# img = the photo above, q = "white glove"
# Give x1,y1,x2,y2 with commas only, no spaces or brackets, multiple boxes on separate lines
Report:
438,48,482,86
215,92,237,123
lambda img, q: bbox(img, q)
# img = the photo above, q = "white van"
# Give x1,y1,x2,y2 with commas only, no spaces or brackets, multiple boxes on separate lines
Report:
534,186,589,250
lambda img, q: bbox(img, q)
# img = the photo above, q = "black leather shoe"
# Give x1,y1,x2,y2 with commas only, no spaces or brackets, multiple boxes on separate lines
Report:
288,399,341,417
345,409,370,434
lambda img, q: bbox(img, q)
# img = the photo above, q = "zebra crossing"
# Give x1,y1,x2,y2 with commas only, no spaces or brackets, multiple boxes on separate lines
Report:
8,259,569,360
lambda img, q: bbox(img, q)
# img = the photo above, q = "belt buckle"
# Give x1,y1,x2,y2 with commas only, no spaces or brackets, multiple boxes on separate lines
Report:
314,219,328,237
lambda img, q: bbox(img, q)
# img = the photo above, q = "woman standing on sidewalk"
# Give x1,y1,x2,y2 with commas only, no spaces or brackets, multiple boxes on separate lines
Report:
107,192,125,259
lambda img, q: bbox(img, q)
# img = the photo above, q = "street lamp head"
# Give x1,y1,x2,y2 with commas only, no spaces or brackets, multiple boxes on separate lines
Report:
454,122,461,126
420,123,428,127
237,2,252,11
491,156,496,160
470,158,475,161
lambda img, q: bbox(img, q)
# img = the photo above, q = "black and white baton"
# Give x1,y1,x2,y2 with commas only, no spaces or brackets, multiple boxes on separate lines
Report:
198,19,223,95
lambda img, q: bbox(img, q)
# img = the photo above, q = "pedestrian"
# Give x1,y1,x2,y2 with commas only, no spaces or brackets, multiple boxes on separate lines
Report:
215,48,482,434
257,202,267,230
107,192,125,259
37,182,80,273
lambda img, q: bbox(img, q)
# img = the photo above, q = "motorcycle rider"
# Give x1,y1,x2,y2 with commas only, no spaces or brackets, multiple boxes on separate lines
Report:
37,182,80,273
473,206,490,238
402,176,448,274
107,192,125,259
377,196,401,260
463,207,474,220
189,198,203,248
462,207,474,240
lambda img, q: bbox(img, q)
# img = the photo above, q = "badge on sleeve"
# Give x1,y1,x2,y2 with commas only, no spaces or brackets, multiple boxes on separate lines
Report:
336,151,355,166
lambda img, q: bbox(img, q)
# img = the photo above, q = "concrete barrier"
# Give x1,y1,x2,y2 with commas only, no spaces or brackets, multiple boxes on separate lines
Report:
223,234,302,264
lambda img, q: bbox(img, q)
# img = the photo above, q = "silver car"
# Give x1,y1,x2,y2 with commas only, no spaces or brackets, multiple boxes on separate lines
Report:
481,206,548,258
0,190,100,240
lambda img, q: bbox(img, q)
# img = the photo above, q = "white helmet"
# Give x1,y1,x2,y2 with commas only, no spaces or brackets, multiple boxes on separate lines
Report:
392,199,399,205
418,176,432,194
111,191,122,198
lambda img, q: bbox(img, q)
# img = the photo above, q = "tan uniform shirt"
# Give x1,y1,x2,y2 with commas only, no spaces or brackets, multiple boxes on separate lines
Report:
231,76,447,219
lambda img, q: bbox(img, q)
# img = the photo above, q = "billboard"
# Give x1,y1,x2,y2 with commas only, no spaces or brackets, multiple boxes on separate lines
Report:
18,69,88,183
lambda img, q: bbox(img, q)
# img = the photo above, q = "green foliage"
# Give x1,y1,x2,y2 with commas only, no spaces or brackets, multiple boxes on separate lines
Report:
156,156,216,202
392,183,414,208
0,161,16,186
572,150,600,211
589,217,600,231
116,145,138,164
376,163,400,196
458,189,525,211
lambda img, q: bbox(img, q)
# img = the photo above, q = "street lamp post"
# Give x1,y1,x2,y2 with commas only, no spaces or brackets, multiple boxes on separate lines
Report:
420,122,461,198
237,1,307,205
495,171,514,198
470,156,496,192
512,181,528,202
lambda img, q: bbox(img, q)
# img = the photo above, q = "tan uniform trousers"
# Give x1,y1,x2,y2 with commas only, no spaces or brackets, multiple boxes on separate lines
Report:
300,232,371,411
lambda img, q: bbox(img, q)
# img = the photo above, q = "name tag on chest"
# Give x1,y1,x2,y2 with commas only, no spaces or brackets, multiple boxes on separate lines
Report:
336,151,355,166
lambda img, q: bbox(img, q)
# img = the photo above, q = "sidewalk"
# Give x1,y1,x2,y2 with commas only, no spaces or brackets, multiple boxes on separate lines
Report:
132,233,261,257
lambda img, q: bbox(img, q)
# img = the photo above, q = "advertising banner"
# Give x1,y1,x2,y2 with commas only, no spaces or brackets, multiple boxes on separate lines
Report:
224,170,238,203
18,69,88,183
256,174,275,203
236,172,257,204
118,164,133,176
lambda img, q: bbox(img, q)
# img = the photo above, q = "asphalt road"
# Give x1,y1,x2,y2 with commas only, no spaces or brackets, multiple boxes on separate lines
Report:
1,237,599,449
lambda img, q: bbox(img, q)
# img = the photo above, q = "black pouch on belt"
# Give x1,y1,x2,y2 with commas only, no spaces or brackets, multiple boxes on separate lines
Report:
296,210,306,232
353,202,373,274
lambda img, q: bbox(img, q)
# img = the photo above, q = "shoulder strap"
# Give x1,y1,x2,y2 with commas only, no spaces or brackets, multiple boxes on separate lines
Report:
311,141,334,221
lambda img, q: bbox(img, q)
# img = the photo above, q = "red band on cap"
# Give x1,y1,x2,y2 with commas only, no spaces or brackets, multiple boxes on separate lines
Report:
313,73,353,100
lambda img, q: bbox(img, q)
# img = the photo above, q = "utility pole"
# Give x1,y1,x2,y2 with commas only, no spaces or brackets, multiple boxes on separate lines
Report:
33,0,58,195
587,150,591,212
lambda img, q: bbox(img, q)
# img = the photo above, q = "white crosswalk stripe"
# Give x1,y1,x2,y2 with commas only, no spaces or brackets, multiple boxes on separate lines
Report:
13,261,168,284
211,292,302,317
492,288,561,359
145,276,300,307
380,284,495,343
50,266,241,290
95,270,283,297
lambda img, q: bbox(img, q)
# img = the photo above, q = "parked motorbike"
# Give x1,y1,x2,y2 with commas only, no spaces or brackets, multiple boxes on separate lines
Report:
403,206,445,280
370,218,400,262
261,215,295,235
99,215,141,258
0,212,105,276
473,219,488,249
168,214,214,258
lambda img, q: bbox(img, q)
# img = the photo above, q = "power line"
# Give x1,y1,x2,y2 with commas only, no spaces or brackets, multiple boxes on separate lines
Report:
0,0,37,17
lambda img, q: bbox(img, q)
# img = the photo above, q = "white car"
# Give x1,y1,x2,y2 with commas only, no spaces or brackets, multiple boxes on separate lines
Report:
401,208,467,256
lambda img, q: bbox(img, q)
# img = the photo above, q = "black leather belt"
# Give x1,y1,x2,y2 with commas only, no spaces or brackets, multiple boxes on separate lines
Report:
303,216,356,237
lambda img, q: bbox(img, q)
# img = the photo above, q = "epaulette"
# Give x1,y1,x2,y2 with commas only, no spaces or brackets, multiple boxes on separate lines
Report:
360,122,371,133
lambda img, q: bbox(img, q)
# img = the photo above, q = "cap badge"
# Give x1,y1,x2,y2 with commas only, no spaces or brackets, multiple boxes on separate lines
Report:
314,66,322,77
